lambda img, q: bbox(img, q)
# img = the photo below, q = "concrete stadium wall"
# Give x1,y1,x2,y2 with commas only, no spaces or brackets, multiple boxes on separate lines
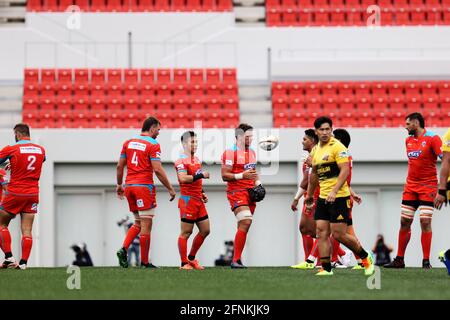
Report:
0,13,450,80
0,128,448,268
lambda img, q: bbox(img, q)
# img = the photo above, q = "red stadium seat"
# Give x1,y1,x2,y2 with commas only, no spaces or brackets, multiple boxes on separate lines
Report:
57,69,73,85
106,97,124,111
267,8,282,26
206,97,222,110
42,0,59,11
222,83,238,96
321,82,337,96
106,0,123,11
188,84,204,97
91,69,106,84
172,84,189,97
74,69,89,84
24,69,39,85
91,0,107,11
173,97,190,110
41,68,56,84
90,84,106,98
91,97,106,112
23,84,39,99
273,97,289,110
272,82,288,98
123,69,139,84
74,83,89,97
223,97,239,110
75,0,89,11
123,97,140,111
189,68,204,84
172,0,187,11
58,0,73,11
222,68,237,84
106,83,124,98
157,69,171,84
155,97,173,111
191,97,206,111
27,0,42,11
173,69,188,83
338,96,356,116
39,83,56,98
372,82,387,96
155,83,172,97
139,83,155,96
354,82,371,96
124,84,139,97
140,69,155,84
154,0,170,11
206,68,221,84
141,97,156,112
23,97,39,111
107,69,123,83
137,0,154,11
206,83,222,97
289,96,305,110
73,97,90,111
202,0,216,11
186,0,202,11
313,8,330,26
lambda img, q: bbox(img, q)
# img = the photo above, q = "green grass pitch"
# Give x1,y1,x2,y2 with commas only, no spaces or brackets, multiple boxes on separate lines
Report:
1,267,449,300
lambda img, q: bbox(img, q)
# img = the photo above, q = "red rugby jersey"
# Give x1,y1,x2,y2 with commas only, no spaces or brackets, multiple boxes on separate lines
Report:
0,138,45,195
221,144,257,192
405,130,442,185
120,134,161,185
174,154,203,198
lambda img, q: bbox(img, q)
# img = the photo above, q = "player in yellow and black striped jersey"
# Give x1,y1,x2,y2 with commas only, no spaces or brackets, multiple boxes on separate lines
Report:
305,116,374,276
435,127,450,209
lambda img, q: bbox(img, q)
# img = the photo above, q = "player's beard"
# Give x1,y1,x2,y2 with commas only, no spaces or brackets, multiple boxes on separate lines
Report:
408,128,417,136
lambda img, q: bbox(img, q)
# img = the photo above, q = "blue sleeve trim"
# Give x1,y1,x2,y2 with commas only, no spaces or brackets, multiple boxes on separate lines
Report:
177,169,188,173
150,158,160,161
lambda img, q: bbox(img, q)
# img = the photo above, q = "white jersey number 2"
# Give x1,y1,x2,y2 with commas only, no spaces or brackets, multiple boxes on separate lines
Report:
131,152,138,166
27,155,36,171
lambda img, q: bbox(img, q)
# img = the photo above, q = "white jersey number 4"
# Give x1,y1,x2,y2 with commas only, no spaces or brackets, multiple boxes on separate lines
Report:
27,155,36,171
131,152,138,166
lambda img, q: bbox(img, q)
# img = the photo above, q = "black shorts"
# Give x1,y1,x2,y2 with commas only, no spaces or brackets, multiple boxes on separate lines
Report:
315,196,351,224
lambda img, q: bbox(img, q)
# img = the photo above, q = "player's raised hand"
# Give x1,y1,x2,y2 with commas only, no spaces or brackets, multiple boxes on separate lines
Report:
243,169,258,180
169,188,176,201
202,171,210,179
291,199,299,212
116,184,125,200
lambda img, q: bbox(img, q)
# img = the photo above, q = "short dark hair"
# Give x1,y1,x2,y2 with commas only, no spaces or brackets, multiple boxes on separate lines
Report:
141,117,161,132
14,123,30,137
304,129,318,144
235,123,253,138
333,128,351,148
314,116,333,129
181,131,196,143
405,112,425,128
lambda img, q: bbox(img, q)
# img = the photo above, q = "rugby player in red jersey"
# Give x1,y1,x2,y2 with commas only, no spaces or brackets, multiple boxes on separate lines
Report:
175,131,210,270
116,117,176,268
333,128,363,269
0,124,46,269
290,129,319,268
221,123,260,269
385,113,442,269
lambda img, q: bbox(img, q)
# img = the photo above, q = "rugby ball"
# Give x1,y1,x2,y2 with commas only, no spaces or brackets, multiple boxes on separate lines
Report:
259,135,279,151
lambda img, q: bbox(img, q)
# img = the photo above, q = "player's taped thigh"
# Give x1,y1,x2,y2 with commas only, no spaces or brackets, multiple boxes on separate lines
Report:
235,209,252,221
400,204,415,220
418,205,433,219
138,209,155,217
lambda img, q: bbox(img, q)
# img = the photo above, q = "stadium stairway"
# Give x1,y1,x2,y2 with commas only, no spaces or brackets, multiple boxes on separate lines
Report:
0,81,23,128
0,0,26,25
239,82,272,127
234,0,266,26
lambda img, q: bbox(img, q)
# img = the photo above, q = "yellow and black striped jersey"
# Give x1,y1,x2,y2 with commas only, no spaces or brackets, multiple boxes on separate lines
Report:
311,137,350,199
